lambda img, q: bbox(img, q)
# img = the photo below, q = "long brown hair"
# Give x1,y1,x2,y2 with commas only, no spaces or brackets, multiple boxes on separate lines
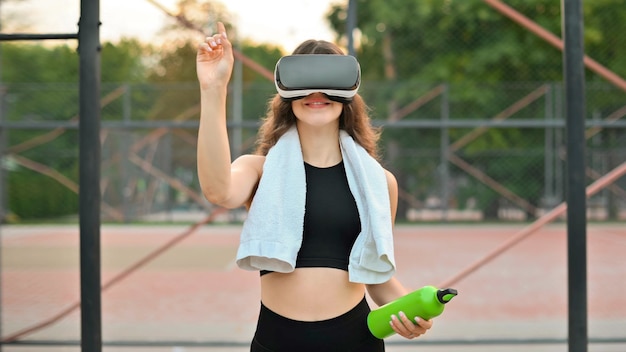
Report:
254,40,381,160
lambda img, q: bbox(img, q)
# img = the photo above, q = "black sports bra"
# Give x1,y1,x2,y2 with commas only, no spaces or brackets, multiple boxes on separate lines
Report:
260,161,361,276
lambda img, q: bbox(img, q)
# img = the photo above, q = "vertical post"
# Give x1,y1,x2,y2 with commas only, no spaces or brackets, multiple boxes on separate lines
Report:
0,31,4,352
440,84,450,220
555,85,564,202
164,132,173,221
232,55,243,157
78,0,102,351
0,7,5,226
0,86,6,224
544,85,555,208
346,0,357,57
122,84,131,223
561,0,588,351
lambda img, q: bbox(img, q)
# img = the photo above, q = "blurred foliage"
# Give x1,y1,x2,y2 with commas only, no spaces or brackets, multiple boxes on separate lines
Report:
325,0,626,218
7,164,79,220
2,0,625,221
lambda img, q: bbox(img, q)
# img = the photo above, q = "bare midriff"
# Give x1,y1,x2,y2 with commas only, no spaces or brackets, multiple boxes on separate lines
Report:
260,267,366,321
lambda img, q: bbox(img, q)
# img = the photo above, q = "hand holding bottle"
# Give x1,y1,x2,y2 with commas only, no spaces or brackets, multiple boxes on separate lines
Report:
368,286,458,339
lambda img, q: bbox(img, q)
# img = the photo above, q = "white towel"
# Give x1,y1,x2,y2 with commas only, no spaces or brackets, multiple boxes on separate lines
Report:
236,126,396,284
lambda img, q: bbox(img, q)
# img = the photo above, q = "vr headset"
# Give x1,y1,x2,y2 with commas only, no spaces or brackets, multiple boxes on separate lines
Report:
274,54,361,103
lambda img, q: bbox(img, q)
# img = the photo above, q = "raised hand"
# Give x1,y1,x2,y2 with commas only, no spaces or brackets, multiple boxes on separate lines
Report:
196,21,234,90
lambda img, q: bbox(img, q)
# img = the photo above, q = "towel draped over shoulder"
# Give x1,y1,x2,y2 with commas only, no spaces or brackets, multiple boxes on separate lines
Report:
235,126,396,284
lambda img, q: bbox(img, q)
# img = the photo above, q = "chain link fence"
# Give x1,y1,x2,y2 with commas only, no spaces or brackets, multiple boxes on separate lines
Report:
2,79,625,223
2,0,625,225
1,0,626,348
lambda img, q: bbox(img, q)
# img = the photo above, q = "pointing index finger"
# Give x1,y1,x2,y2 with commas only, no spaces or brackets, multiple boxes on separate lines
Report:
217,21,227,38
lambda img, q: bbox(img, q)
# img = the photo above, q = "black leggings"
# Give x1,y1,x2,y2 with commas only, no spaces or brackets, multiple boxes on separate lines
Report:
250,296,384,352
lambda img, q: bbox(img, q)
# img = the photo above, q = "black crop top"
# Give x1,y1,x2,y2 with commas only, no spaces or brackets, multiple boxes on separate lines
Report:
260,161,361,276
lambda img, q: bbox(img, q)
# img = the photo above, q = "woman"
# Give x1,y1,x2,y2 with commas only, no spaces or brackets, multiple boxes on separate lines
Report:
196,22,432,351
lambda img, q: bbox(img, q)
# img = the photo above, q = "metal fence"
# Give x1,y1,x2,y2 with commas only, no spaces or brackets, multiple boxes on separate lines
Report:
2,0,626,224
1,80,624,223
1,1,626,350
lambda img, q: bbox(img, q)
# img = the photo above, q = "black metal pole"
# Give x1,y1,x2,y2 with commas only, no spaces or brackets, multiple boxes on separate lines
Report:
0,33,78,41
78,0,102,351
561,1,588,351
0,10,4,348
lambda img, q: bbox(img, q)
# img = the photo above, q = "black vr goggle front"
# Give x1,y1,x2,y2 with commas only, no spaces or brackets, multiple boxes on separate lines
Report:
274,54,361,104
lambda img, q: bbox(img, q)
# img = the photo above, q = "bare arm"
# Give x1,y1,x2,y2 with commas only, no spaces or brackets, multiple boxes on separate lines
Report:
196,22,261,209
366,169,407,304
366,169,433,339
366,169,408,303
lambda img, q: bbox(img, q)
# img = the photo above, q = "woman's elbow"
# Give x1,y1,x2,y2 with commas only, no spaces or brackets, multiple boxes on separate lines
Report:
203,186,246,209
201,185,230,207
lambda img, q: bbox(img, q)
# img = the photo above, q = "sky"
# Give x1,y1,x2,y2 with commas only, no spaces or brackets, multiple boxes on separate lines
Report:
2,0,340,52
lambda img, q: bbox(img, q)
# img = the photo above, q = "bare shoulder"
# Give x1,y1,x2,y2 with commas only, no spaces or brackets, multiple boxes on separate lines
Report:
234,153,265,163
382,168,398,189
383,168,399,221
233,154,265,173
229,154,266,209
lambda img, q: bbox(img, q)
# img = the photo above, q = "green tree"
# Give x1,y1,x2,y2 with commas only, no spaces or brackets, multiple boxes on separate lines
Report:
146,0,283,147
2,38,151,220
326,0,626,219
132,0,284,211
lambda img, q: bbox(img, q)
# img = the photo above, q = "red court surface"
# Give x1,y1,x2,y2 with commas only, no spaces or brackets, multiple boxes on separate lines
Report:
1,223,625,351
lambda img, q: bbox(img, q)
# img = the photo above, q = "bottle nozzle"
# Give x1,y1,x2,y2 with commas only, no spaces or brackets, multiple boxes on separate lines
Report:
436,288,458,304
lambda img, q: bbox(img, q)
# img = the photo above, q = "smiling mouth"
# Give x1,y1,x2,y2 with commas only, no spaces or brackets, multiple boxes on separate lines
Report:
305,101,331,106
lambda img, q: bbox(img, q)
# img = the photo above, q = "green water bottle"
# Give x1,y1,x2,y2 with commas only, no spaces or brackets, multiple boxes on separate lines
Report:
367,285,458,339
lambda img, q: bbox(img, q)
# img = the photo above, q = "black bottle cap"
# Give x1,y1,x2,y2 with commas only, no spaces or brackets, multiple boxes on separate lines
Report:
437,288,458,304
